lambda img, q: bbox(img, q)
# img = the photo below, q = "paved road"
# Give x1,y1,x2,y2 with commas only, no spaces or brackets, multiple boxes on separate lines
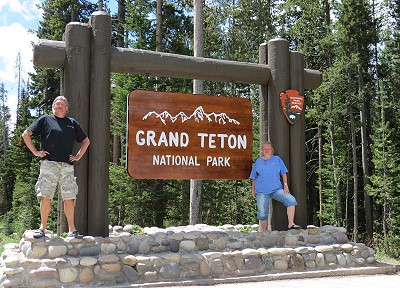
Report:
124,265,399,288
174,274,400,288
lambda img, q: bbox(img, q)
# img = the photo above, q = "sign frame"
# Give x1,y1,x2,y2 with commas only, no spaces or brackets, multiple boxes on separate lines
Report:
126,90,253,180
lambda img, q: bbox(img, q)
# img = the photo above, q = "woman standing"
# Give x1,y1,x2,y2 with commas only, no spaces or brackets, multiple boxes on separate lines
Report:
250,142,300,231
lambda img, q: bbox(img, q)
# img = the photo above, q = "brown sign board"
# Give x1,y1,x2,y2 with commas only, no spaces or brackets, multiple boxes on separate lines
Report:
127,90,253,180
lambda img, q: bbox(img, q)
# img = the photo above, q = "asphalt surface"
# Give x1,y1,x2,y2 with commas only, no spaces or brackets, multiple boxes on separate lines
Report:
172,274,400,288
123,264,399,288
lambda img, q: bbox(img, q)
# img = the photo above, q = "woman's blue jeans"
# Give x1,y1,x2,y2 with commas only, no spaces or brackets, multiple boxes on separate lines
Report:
256,189,298,220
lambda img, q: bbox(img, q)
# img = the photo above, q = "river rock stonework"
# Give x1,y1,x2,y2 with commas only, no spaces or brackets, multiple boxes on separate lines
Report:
0,225,379,287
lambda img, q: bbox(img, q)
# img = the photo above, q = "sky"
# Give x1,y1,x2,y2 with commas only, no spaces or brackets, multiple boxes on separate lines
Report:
0,0,42,128
0,0,115,130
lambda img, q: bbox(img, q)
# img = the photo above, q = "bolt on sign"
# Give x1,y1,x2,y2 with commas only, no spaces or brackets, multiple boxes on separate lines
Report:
127,90,253,180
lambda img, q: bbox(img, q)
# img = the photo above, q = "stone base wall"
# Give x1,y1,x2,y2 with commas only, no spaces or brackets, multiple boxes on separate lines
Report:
0,225,379,287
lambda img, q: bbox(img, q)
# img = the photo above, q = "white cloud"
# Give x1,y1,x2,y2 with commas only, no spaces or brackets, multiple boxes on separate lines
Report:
0,0,23,13
0,0,41,130
0,22,38,129
0,0,41,22
20,1,42,22
0,23,37,83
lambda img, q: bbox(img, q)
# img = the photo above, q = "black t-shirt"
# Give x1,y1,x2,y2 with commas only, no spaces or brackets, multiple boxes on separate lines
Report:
28,114,87,164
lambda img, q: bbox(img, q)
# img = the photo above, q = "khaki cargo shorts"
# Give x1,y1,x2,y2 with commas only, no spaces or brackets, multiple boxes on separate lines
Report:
35,160,78,201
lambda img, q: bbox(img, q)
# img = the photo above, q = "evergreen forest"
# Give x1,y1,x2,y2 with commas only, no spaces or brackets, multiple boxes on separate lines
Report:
0,0,399,259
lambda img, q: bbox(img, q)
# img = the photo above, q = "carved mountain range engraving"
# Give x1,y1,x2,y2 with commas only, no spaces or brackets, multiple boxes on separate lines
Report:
142,106,241,126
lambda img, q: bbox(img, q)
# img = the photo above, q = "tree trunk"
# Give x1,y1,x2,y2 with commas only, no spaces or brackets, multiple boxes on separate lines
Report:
153,0,165,228
117,0,126,48
181,181,188,224
345,156,349,230
190,0,204,225
360,102,373,241
318,123,323,227
324,0,342,227
349,106,358,242
153,179,165,228
98,0,103,11
379,78,388,247
156,0,162,53
112,135,121,165
15,52,22,110
112,0,126,165
329,93,341,226
59,71,67,234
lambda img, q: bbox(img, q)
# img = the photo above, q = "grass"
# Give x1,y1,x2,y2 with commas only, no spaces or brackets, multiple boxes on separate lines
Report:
0,232,21,254
375,251,400,266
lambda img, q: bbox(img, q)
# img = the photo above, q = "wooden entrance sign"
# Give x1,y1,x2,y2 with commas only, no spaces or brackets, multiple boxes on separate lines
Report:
32,10,322,235
127,90,253,180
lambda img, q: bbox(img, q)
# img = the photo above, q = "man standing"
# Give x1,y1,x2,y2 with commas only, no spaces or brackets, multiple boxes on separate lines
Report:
22,96,90,238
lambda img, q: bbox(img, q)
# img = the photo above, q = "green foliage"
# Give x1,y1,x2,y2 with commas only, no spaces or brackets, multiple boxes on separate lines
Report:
30,0,97,111
130,224,144,235
0,83,13,215
6,87,42,231
238,226,254,233
37,0,97,40
109,163,184,227
108,163,138,226
125,0,154,49
366,0,400,242
375,235,400,259
2,0,400,255
109,163,257,227
0,223,20,254
202,179,256,225
375,250,400,266
10,173,40,234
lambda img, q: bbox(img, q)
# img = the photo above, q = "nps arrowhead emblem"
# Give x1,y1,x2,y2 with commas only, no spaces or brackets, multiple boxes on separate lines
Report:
280,90,304,124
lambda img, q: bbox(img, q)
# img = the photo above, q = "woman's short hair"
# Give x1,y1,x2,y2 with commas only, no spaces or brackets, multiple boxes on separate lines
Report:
261,141,274,153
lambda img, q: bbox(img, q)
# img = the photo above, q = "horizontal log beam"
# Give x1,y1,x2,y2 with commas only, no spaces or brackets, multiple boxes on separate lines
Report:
111,47,271,85
33,40,66,69
304,68,323,90
32,40,322,88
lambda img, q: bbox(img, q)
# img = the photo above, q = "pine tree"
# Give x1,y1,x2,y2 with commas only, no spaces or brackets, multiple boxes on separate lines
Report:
0,83,13,216
7,87,39,234
316,0,377,241
109,0,195,228
29,0,97,110
367,0,400,256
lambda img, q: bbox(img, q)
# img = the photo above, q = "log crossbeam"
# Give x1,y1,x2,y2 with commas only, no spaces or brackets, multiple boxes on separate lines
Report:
33,39,321,88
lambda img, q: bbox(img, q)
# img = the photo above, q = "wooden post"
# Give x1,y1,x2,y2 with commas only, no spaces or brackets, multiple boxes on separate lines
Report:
268,39,290,231
289,51,307,228
59,61,65,235
259,43,268,146
259,43,273,230
64,22,91,235
190,0,205,225
88,12,111,237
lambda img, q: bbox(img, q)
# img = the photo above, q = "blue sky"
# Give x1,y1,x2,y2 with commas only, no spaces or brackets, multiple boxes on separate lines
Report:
0,0,41,127
0,0,117,129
